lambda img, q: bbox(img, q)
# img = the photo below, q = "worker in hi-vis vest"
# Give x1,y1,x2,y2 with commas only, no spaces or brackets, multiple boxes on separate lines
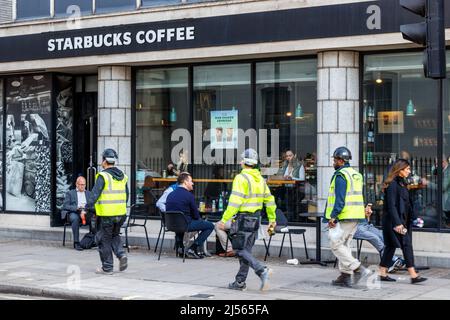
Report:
325,146,372,287
217,148,276,291
91,148,129,275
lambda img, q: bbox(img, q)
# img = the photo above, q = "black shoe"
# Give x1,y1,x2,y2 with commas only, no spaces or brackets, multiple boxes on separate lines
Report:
379,275,396,282
411,276,427,284
119,256,128,271
332,273,352,287
228,281,247,291
186,248,202,259
74,243,83,251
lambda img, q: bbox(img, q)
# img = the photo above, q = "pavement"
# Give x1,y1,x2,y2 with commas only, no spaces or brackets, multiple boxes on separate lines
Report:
1,238,450,300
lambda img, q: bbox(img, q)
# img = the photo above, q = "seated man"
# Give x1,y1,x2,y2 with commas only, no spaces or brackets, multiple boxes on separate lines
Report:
156,182,179,213
355,205,405,272
61,176,94,251
215,220,234,257
166,172,214,259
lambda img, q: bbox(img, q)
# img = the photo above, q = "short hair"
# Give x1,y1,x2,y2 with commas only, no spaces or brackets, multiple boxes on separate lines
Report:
177,172,191,185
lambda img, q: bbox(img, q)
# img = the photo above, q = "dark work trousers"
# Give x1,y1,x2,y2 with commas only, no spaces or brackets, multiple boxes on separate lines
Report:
235,230,266,283
96,215,127,272
380,235,414,269
69,212,81,243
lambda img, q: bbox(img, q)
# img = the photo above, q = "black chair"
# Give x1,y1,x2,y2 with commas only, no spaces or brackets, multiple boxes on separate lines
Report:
124,204,151,252
264,209,309,261
154,208,166,253
158,211,190,262
62,211,93,247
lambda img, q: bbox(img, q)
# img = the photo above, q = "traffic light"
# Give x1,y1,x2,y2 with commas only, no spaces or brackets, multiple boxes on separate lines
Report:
400,0,446,79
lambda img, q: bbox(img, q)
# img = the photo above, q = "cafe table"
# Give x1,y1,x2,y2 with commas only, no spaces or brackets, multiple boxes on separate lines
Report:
298,212,335,266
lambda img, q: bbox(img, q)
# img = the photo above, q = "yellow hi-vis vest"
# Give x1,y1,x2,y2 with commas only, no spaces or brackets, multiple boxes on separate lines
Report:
221,168,276,223
94,171,128,216
325,167,365,220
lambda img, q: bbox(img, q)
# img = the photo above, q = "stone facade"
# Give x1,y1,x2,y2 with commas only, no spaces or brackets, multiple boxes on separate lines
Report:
97,66,132,184
317,51,360,214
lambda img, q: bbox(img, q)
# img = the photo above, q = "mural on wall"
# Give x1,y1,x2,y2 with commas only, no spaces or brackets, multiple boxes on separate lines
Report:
5,75,52,212
55,75,73,211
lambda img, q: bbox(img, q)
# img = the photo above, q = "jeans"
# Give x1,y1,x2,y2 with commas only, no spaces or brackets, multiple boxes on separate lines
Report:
96,215,126,272
69,212,81,243
354,222,384,253
235,230,266,283
175,219,215,249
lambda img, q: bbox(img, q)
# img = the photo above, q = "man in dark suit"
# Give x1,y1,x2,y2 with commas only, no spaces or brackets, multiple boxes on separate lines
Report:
62,176,94,251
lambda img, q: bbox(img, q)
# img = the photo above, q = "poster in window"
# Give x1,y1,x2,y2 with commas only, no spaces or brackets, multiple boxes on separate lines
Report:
211,110,238,149
5,75,52,212
377,111,404,134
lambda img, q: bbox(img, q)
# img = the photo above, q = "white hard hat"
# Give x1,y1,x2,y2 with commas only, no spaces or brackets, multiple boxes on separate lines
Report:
241,148,258,166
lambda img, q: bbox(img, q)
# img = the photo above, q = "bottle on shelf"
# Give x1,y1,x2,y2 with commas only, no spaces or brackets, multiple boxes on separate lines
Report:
218,194,224,211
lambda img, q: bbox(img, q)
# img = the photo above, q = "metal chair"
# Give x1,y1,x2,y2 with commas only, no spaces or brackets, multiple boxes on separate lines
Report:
62,211,94,247
264,209,309,261
124,204,151,252
158,211,190,262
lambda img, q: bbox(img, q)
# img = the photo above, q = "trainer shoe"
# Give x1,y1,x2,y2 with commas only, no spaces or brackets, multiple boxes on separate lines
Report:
388,258,403,273
258,267,272,291
228,281,247,291
119,256,128,271
95,267,113,275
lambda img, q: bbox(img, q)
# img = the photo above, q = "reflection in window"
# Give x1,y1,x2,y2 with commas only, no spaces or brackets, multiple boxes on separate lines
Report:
95,0,136,13
16,0,50,20
256,60,317,222
55,0,92,17
441,51,450,229
363,52,438,229
135,68,189,211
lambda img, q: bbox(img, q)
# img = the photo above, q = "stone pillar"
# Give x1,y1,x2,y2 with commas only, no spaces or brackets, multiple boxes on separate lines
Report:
317,51,360,215
97,66,132,181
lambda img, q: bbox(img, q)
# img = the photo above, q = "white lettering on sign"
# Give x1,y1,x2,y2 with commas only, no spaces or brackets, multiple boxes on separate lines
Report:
47,26,196,52
366,5,381,30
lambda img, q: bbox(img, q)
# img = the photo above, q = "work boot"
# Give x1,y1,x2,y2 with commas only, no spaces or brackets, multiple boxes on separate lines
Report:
228,281,247,291
353,265,371,284
258,267,272,291
331,273,352,287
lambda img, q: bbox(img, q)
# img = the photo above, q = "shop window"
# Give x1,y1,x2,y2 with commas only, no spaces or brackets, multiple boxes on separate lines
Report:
54,0,93,17
5,75,52,213
192,63,251,205
441,51,450,229
95,0,136,14
141,0,180,8
16,0,51,20
135,67,189,212
0,79,3,210
256,59,318,223
363,52,439,229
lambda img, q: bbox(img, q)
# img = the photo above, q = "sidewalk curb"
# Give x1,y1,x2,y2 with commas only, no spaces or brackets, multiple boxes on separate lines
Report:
0,283,121,300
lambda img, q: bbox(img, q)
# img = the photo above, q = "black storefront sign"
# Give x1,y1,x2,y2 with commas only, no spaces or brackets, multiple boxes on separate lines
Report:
0,0,449,63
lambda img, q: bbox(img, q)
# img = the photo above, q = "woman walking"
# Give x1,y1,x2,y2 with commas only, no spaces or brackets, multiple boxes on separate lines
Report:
379,159,427,284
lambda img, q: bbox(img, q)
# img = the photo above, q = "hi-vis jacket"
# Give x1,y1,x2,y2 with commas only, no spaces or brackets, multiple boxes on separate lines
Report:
325,167,365,220
221,168,276,223
94,171,128,216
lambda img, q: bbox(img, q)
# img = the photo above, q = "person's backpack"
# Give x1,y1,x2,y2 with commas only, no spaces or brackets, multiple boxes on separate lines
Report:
80,232,96,249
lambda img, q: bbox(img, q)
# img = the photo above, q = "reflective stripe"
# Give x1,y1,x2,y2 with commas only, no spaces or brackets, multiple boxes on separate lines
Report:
97,200,127,205
105,173,113,191
231,191,248,199
240,174,252,196
345,202,365,206
254,193,266,198
328,191,362,197
228,202,241,208
242,203,264,207
266,201,276,207
102,190,125,195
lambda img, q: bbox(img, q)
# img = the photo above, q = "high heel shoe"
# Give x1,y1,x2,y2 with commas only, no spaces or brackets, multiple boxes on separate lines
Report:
379,275,396,282
411,276,427,284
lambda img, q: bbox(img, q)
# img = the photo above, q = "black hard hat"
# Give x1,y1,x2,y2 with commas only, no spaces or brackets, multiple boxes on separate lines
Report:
333,147,352,162
102,148,118,164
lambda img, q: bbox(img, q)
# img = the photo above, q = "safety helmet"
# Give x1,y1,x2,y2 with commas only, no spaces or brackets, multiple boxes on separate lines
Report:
241,148,258,166
332,147,352,162
102,148,118,164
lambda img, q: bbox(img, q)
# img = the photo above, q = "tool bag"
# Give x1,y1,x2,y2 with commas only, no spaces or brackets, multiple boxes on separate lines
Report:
229,212,261,250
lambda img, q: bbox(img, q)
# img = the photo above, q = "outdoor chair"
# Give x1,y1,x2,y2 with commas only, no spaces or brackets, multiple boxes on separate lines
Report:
264,209,309,261
158,211,190,262
124,203,151,252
